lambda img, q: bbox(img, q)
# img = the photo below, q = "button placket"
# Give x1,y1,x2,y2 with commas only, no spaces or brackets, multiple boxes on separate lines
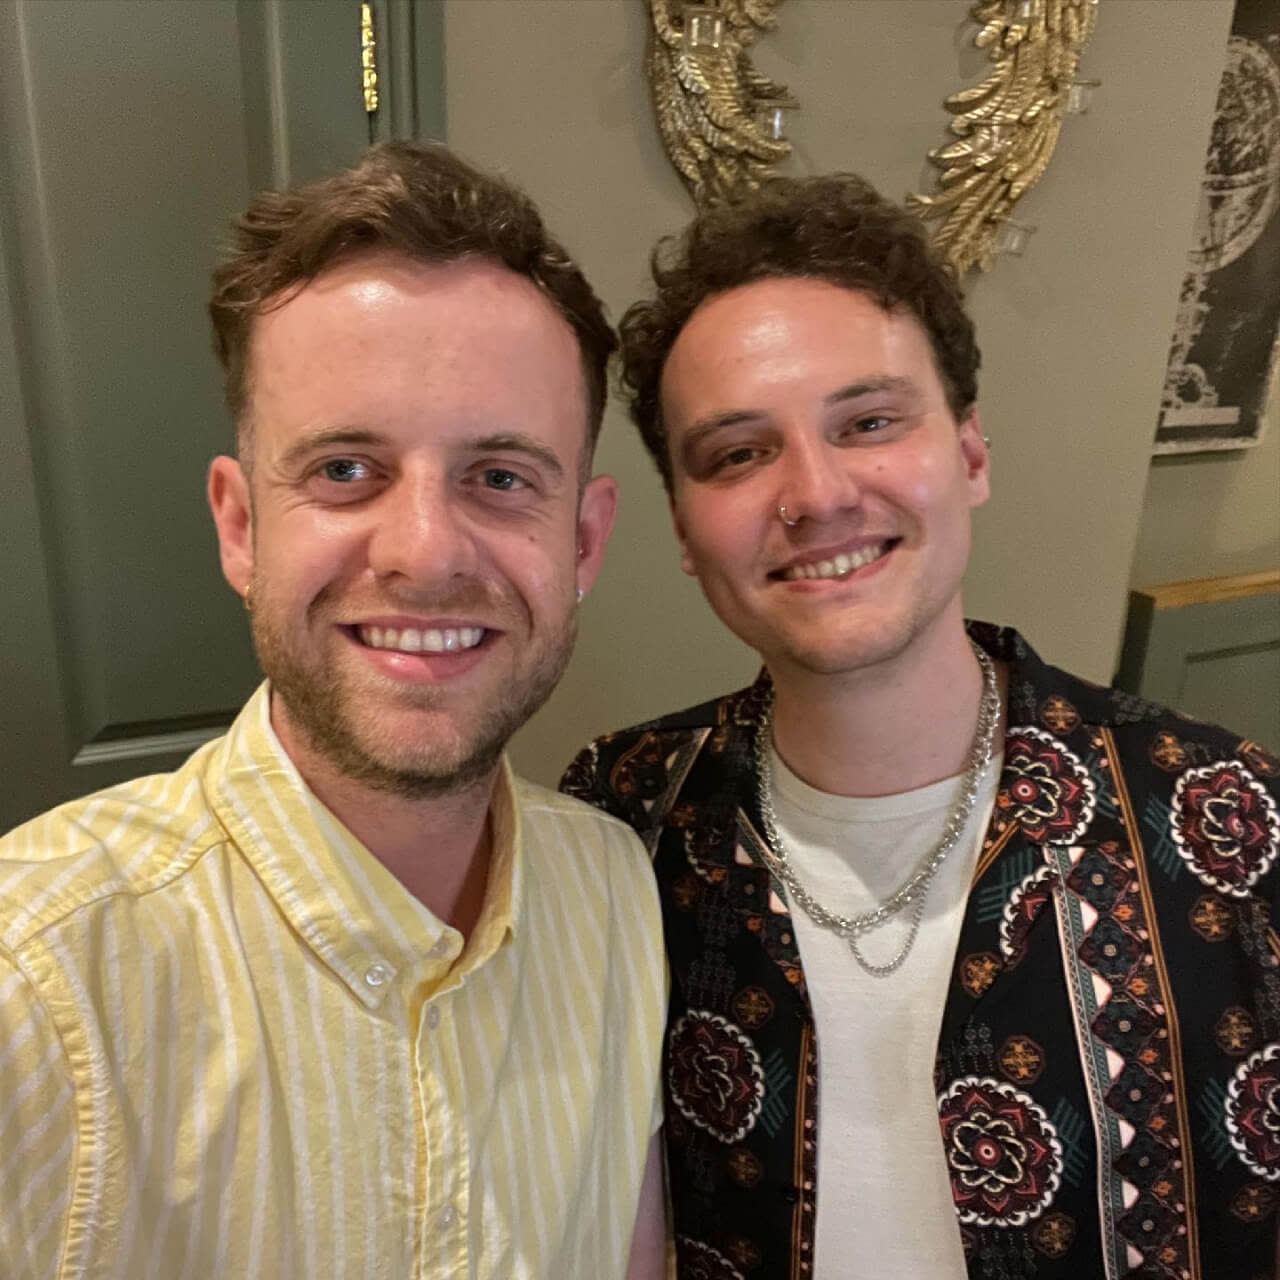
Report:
414,990,468,1275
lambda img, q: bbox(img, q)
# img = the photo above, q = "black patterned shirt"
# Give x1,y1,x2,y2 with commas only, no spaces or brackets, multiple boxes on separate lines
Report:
561,623,1280,1280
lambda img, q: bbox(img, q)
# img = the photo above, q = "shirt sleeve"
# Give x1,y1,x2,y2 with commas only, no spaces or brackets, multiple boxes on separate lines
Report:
0,949,76,1280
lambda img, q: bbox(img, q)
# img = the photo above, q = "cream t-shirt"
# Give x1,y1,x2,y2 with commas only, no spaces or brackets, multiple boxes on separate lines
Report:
768,746,1002,1278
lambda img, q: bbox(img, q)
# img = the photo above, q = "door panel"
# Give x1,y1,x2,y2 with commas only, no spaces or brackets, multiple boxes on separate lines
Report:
0,0,444,830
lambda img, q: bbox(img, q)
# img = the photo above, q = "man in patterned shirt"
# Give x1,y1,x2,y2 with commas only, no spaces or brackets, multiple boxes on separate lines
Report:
0,142,667,1278
563,174,1279,1279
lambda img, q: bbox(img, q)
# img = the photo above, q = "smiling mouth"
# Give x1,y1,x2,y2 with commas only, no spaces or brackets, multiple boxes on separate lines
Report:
354,625,487,654
776,539,898,582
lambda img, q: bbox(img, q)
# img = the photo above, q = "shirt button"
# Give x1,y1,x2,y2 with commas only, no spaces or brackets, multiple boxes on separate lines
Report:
364,963,391,989
426,1006,440,1030
439,1204,457,1229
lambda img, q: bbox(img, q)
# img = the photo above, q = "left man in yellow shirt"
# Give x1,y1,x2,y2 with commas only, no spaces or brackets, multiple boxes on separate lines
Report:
0,141,667,1280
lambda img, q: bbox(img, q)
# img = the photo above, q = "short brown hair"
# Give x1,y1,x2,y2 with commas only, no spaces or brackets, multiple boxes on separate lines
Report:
619,173,980,488
210,140,615,465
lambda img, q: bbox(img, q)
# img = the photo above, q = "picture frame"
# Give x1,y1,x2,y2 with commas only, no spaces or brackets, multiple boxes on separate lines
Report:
1154,0,1280,455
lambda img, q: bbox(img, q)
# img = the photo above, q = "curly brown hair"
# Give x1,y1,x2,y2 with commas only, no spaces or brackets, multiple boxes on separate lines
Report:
210,140,615,468
619,173,980,488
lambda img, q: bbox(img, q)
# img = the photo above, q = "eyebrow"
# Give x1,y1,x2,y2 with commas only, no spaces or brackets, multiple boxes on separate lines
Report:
275,426,565,480
824,375,921,406
678,375,923,462
470,432,566,480
276,427,387,474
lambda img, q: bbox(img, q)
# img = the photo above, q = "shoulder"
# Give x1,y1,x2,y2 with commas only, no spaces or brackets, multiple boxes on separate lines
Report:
1002,633,1280,900
584,684,752,749
560,679,767,825
1041,656,1277,807
514,776,665,945
990,620,1274,786
515,773,653,853
0,751,226,949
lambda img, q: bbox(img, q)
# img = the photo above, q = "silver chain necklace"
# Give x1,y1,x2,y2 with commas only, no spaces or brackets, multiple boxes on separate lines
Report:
752,642,1001,977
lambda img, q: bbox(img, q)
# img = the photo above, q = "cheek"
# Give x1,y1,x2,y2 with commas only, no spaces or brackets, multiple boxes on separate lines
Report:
679,492,764,560
893,448,968,517
495,539,574,608
257,509,362,590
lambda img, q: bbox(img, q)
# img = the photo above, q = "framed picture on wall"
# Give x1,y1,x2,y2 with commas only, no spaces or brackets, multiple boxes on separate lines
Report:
1154,0,1280,455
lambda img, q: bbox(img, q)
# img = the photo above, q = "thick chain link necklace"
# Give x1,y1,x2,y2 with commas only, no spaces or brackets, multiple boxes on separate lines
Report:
753,642,1001,977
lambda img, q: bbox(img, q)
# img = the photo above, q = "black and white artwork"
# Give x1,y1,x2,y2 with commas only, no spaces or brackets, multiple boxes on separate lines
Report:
1155,0,1280,454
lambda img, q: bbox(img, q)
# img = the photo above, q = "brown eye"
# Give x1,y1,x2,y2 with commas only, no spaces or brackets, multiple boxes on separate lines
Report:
711,445,759,472
854,415,892,434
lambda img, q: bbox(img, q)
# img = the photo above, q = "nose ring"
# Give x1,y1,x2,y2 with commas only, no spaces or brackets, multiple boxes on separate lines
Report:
777,504,799,527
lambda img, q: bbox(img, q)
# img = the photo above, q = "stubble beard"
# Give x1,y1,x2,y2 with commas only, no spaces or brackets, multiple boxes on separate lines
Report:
250,583,578,800
758,582,956,685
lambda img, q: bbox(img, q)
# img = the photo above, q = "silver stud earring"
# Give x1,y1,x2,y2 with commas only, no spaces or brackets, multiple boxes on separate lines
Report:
778,505,799,527
576,587,585,603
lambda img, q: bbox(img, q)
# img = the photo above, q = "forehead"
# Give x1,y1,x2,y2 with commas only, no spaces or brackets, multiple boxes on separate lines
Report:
660,277,941,421
247,251,587,448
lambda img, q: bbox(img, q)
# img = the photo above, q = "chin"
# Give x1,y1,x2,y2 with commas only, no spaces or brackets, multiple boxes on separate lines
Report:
778,628,914,677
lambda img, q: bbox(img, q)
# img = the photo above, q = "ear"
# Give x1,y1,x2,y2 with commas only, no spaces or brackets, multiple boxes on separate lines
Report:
957,408,991,509
669,495,697,576
207,455,255,598
575,474,619,596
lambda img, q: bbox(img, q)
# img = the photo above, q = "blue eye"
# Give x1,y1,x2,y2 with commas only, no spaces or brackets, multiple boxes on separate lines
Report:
483,468,522,490
322,459,369,482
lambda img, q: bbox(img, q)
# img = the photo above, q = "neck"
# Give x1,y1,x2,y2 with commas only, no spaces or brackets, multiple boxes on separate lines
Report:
768,612,1003,799
271,701,496,939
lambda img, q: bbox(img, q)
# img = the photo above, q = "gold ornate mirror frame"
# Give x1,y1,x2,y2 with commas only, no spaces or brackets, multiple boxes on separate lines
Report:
643,0,1101,276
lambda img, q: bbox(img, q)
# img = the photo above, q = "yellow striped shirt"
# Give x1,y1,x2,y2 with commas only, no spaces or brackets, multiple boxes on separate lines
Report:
0,684,665,1279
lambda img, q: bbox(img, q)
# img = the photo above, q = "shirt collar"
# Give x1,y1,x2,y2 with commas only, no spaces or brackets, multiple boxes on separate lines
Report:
208,683,523,1009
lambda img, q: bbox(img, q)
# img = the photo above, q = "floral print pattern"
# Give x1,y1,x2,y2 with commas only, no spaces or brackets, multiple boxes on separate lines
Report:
668,1011,765,1144
677,1238,745,1280
939,1076,1063,1227
1171,761,1279,896
999,728,1096,844
1226,1043,1280,1181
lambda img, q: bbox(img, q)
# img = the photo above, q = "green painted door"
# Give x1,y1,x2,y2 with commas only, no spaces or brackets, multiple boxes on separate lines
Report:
0,0,444,831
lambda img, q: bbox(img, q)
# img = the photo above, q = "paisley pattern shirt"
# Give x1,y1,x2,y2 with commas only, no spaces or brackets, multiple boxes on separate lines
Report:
562,623,1280,1280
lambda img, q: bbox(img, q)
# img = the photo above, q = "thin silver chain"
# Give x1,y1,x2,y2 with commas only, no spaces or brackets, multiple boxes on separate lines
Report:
753,642,1001,977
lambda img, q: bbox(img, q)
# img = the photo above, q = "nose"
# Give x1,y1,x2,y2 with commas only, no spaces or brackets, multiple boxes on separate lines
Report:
776,432,861,526
365,468,479,590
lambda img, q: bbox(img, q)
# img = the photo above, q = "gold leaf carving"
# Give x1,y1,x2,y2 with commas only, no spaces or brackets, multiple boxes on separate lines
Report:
644,0,795,206
906,0,1101,275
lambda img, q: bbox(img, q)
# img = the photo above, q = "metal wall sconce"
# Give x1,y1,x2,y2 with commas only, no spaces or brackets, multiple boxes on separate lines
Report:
906,0,1102,274
642,0,795,207
641,0,1103,279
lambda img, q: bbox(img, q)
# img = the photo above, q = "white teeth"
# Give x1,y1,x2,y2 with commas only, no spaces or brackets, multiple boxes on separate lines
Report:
782,542,890,582
358,625,485,653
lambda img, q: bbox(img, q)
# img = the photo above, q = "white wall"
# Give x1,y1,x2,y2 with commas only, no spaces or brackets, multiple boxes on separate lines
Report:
442,0,1234,786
